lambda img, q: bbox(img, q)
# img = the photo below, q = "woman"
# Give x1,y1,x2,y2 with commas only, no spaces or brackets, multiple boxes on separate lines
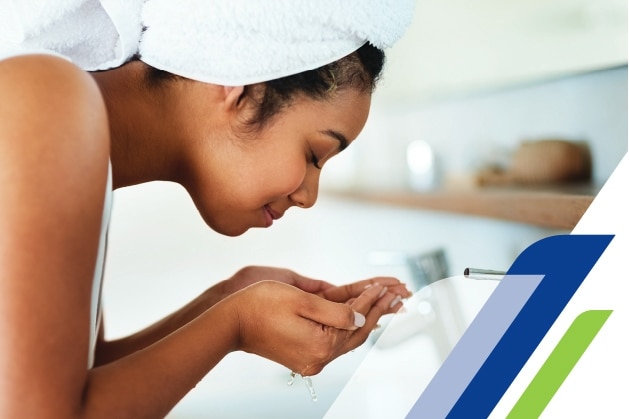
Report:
0,0,415,417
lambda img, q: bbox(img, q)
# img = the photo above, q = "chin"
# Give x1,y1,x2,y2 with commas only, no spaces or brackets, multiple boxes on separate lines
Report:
199,212,249,237
222,229,249,237
213,223,252,237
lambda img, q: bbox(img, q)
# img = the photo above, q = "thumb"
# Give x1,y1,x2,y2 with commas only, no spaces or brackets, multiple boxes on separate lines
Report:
298,294,366,331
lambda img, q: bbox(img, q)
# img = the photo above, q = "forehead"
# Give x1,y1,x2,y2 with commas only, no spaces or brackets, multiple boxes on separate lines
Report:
288,89,372,137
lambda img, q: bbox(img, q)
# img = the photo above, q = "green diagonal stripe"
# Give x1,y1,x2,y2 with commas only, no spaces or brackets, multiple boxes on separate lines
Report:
507,310,613,418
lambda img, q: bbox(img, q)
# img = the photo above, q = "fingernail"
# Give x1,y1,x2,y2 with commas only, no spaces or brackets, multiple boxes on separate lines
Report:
389,295,402,308
378,286,388,298
353,311,366,328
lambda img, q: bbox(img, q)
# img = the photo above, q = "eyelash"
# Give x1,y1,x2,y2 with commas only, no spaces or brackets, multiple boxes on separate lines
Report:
310,149,322,170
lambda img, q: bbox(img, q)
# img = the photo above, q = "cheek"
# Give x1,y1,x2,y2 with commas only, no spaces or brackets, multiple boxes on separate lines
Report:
257,156,307,195
240,142,307,196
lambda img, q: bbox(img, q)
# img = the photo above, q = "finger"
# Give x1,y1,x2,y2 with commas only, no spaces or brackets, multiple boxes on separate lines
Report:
321,276,407,302
386,293,405,313
291,273,336,294
344,292,401,349
374,290,405,316
367,292,403,324
344,289,404,322
297,288,385,331
386,283,413,298
348,284,389,314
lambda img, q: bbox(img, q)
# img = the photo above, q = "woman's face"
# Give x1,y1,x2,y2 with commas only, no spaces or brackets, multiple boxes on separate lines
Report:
185,88,371,236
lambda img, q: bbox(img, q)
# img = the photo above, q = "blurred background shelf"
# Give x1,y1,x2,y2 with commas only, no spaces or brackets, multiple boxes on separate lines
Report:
325,185,597,230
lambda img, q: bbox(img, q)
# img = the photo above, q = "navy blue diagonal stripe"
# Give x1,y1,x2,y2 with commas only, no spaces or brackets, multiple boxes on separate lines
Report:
406,274,543,419
446,234,613,419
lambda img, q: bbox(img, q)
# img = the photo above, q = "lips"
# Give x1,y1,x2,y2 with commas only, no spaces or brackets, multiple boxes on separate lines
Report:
263,205,283,227
266,205,283,220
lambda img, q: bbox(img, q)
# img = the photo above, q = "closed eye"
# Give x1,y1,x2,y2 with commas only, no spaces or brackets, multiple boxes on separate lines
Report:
310,149,322,170
309,129,349,170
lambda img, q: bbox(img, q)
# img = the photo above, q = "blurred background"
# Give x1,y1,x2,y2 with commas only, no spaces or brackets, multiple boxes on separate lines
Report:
101,0,627,417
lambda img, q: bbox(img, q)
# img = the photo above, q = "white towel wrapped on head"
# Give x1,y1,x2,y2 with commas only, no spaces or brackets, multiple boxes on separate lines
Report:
1,0,415,83
139,0,416,85
0,0,143,70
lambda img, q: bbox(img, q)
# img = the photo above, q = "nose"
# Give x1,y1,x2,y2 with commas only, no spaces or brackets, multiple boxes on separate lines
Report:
289,167,320,209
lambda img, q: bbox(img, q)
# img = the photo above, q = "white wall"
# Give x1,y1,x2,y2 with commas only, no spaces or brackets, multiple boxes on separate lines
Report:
379,0,627,102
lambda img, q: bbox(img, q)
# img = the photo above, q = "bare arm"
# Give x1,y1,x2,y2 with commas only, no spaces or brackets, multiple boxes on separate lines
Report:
95,266,410,365
94,282,227,366
0,54,109,416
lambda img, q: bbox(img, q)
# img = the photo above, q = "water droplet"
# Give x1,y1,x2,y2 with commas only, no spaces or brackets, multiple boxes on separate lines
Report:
286,372,318,402
303,376,318,402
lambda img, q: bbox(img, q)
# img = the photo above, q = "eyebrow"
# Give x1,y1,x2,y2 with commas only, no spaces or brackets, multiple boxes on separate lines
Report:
321,129,349,152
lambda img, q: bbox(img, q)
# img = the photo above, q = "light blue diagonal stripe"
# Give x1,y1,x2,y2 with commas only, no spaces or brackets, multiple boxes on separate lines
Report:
406,275,544,419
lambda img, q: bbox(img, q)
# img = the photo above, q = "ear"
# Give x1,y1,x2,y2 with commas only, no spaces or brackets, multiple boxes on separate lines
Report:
223,86,245,111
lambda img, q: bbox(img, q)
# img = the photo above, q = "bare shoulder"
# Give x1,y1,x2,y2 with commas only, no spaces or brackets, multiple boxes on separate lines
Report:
0,53,110,197
0,52,111,243
0,53,110,230
0,54,109,154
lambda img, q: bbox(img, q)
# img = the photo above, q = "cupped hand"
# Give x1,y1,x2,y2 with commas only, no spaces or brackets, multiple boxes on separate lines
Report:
223,280,400,376
219,266,411,316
